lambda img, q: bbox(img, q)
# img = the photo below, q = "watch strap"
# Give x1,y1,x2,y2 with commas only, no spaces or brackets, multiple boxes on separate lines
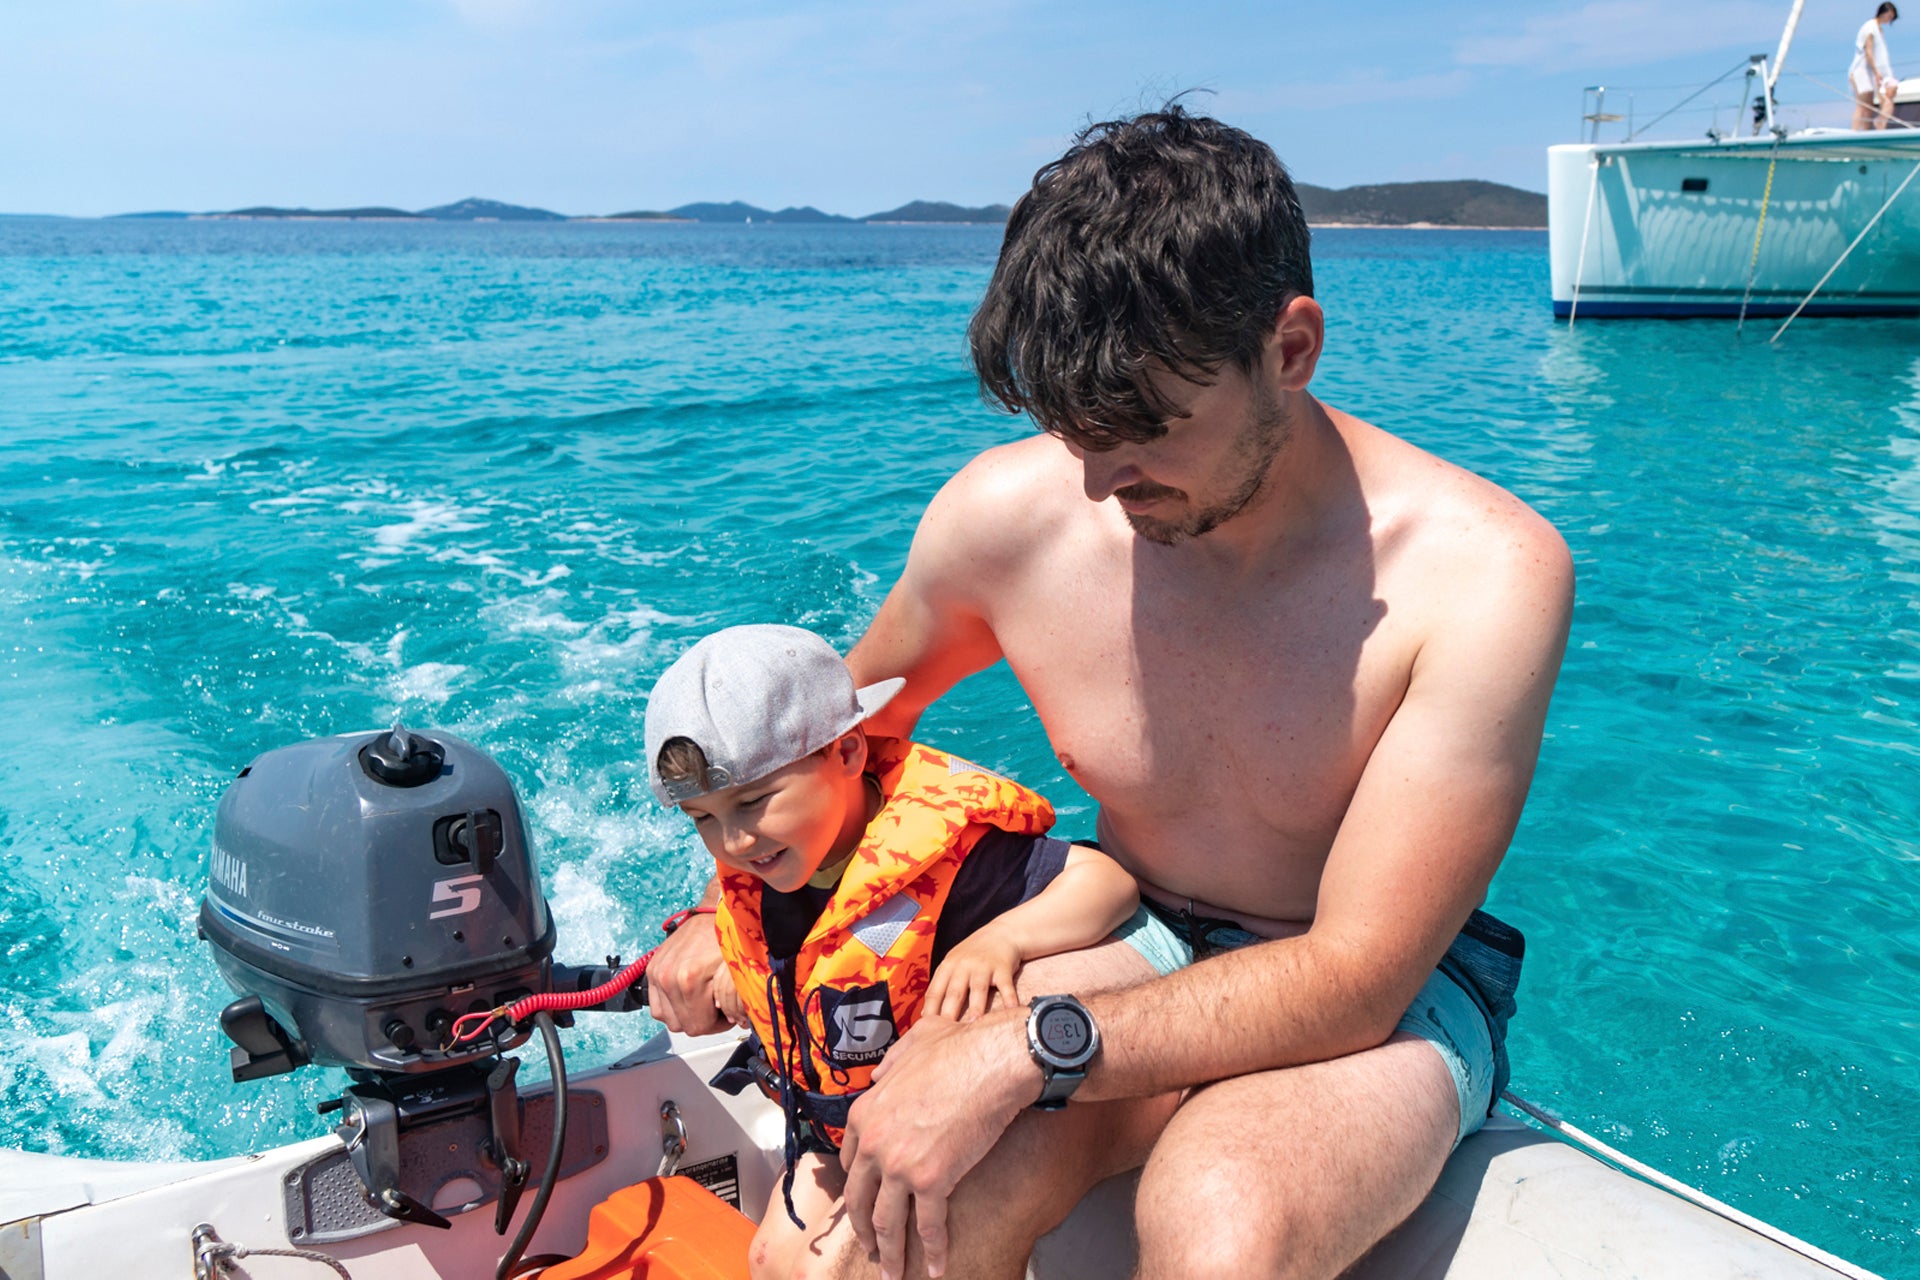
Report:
1033,1066,1085,1111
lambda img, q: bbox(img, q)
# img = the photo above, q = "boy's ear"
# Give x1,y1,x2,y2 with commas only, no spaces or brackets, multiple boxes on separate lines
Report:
832,730,868,775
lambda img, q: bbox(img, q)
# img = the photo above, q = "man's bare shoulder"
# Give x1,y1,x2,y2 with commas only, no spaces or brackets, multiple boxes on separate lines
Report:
921,433,1089,554
1342,410,1573,622
940,432,1080,505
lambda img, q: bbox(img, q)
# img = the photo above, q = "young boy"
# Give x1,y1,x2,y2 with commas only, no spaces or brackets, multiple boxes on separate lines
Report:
643,623,1137,1274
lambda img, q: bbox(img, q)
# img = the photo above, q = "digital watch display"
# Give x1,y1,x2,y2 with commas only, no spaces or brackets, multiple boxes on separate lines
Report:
1026,994,1100,1110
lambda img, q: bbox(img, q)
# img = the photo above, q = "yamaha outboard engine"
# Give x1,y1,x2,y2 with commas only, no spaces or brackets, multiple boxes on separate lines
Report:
202,725,554,1079
199,727,624,1252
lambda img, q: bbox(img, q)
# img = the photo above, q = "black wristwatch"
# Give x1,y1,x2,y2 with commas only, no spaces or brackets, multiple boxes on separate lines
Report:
1026,994,1100,1110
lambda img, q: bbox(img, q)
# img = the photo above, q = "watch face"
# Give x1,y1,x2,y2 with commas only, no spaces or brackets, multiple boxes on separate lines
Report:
1037,1004,1093,1060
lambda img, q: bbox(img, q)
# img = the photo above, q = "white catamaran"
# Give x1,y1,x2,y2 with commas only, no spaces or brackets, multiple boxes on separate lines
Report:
1549,0,1920,323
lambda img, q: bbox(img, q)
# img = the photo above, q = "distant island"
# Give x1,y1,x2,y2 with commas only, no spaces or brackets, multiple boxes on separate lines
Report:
1295,180,1545,229
100,184,1543,229
115,195,1015,225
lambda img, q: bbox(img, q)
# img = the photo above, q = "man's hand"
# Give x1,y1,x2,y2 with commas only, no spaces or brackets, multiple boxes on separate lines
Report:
924,933,1022,1021
644,914,730,1034
840,1010,1038,1279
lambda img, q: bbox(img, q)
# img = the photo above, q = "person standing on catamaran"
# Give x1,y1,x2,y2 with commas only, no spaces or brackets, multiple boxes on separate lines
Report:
1852,2,1900,130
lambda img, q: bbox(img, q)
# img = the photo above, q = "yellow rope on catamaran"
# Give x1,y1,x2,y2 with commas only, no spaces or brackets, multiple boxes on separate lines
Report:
1736,138,1782,336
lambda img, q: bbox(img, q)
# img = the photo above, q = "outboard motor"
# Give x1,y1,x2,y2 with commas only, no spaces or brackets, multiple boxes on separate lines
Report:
199,726,637,1264
202,725,554,1079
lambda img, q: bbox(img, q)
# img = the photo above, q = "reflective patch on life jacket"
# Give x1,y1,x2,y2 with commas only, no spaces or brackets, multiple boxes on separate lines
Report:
946,754,1008,779
820,981,897,1064
849,894,920,957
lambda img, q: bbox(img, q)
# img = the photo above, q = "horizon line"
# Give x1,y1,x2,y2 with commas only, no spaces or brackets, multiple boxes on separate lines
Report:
0,177,1552,223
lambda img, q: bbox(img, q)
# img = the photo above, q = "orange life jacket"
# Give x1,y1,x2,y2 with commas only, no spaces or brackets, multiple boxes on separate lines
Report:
714,736,1054,1149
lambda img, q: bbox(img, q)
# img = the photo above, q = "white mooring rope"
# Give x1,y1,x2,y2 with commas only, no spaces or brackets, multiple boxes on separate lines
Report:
1772,159,1920,343
194,1223,355,1279
1500,1092,1885,1280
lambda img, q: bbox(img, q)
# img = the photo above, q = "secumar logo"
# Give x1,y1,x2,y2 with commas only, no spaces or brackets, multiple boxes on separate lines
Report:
819,982,897,1065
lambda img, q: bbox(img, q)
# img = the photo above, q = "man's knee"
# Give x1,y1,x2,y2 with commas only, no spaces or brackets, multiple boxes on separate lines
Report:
937,1099,1169,1275
951,1106,1108,1232
750,1218,866,1280
759,1116,1119,1280
1135,1160,1316,1280
768,1247,851,1280
748,1221,790,1280
749,1196,857,1280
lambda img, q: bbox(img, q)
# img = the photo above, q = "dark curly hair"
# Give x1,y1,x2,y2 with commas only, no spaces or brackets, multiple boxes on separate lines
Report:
969,106,1313,451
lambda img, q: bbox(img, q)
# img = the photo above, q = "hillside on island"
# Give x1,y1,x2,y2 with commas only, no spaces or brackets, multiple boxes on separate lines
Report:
418,197,566,221
115,184,1545,228
1294,180,1545,228
182,198,1017,224
663,200,1011,223
205,197,563,221
219,206,422,220
865,201,1012,223
666,202,853,223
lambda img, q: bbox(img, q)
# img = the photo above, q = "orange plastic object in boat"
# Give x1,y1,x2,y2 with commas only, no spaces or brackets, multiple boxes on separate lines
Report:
538,1176,755,1280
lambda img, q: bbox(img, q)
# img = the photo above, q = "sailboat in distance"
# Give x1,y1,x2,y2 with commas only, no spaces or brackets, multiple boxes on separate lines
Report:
1549,0,1920,321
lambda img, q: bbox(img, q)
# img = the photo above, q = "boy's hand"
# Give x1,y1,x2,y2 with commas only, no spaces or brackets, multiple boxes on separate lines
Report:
925,932,1021,1021
712,970,749,1029
645,913,731,1035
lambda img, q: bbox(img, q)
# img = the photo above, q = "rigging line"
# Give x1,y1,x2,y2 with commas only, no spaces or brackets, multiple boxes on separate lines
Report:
1784,68,1920,130
1599,79,1765,93
1772,158,1920,343
1625,58,1756,141
1499,1093,1883,1280
1737,136,1783,336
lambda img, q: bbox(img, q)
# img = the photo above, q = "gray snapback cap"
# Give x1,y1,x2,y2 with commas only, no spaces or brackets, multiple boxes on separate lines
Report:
644,624,904,805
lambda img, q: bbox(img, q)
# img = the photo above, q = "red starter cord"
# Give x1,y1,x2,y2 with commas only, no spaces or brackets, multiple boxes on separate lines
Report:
449,906,715,1047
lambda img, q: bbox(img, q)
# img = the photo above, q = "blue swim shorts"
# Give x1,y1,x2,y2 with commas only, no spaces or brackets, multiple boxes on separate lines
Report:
1113,899,1523,1148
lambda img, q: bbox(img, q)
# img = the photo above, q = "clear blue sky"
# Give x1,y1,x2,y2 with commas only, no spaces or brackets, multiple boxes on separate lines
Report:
0,0,1889,217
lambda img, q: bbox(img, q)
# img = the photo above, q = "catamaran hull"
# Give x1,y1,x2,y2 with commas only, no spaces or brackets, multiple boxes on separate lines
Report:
1548,133,1920,317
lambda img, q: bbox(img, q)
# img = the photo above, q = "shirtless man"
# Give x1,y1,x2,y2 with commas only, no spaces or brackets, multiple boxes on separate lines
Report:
645,107,1573,1280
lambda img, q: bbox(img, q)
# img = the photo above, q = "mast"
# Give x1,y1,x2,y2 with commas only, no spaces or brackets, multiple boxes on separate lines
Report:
1768,0,1806,91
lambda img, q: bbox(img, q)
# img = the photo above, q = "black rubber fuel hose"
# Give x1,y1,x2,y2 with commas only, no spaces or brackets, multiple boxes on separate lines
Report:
496,1011,569,1280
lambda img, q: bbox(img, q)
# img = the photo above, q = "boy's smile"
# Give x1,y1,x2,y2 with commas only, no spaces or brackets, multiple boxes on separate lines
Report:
677,733,873,894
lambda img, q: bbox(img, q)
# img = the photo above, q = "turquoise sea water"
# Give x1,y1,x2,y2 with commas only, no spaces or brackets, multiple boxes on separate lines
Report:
0,218,1914,1271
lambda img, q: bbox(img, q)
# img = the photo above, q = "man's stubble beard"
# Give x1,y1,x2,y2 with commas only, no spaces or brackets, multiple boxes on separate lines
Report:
1122,385,1294,546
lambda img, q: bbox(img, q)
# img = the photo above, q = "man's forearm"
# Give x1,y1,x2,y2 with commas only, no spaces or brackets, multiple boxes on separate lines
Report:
1073,934,1412,1103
